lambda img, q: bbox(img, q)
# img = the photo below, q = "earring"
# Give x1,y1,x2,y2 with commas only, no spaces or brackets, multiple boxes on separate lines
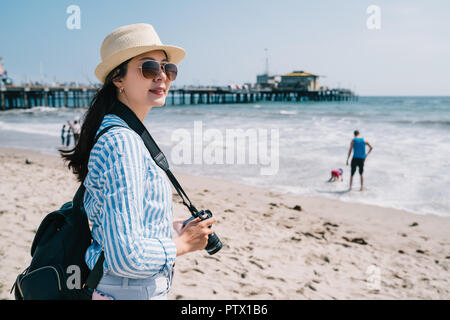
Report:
119,87,124,93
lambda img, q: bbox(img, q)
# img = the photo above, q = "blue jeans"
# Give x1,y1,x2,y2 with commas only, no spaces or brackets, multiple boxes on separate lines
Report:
95,265,174,300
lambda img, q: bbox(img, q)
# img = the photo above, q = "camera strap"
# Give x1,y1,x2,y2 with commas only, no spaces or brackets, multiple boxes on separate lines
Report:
109,100,199,216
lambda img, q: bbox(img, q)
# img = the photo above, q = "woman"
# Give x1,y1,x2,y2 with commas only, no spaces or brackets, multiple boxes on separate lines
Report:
59,23,216,300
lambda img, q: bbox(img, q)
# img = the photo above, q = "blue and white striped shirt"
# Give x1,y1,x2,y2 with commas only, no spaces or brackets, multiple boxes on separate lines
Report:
83,114,177,279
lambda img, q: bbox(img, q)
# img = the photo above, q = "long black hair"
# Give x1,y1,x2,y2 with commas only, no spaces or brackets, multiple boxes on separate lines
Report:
59,58,132,182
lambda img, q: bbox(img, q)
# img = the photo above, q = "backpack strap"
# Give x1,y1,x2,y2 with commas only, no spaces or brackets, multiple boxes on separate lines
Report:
93,124,129,145
83,251,105,293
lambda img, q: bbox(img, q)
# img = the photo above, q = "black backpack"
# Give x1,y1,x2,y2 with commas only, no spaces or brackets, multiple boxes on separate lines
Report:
11,125,119,300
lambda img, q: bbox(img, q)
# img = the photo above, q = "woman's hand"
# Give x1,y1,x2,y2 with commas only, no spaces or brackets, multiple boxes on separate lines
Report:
173,219,186,236
173,216,216,256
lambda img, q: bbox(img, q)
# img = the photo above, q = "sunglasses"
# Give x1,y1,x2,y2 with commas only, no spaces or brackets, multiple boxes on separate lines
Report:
138,60,178,81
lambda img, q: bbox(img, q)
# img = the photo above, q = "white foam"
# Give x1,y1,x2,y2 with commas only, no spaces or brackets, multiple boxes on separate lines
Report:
279,110,297,115
1,106,71,114
0,120,60,137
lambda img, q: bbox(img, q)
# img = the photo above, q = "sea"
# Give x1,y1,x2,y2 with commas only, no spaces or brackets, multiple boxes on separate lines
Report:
1,96,449,217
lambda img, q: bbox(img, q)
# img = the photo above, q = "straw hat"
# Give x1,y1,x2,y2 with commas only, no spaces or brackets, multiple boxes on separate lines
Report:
94,23,186,84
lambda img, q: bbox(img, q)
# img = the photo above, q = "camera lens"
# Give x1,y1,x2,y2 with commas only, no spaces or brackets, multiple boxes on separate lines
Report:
205,233,223,255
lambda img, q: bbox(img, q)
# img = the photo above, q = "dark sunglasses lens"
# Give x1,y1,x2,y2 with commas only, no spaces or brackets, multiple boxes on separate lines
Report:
141,61,160,79
164,63,178,81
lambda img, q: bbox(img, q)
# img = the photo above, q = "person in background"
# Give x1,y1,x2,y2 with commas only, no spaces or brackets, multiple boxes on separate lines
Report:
72,120,81,145
66,121,73,147
61,124,67,146
346,130,373,191
328,168,344,182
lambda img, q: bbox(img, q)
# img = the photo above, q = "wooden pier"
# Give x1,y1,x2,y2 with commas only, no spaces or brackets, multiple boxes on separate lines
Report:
0,86,357,110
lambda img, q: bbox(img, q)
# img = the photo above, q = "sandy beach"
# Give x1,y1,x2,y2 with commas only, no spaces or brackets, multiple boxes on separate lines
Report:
0,146,449,300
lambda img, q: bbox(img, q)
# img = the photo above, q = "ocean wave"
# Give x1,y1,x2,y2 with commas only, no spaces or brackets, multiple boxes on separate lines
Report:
392,119,450,127
0,120,60,137
279,110,298,115
1,106,75,114
169,110,205,116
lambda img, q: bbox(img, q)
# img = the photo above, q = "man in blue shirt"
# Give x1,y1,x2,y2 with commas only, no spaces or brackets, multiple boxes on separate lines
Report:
346,130,373,191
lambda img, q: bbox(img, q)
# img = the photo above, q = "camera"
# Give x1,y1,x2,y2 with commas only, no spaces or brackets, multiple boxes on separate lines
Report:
183,209,222,255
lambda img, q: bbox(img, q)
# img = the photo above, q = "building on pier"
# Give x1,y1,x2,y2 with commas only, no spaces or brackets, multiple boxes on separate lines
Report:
256,74,281,89
278,70,319,91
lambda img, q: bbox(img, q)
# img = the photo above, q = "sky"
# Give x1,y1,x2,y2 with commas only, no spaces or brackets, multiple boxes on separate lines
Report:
1,0,449,95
